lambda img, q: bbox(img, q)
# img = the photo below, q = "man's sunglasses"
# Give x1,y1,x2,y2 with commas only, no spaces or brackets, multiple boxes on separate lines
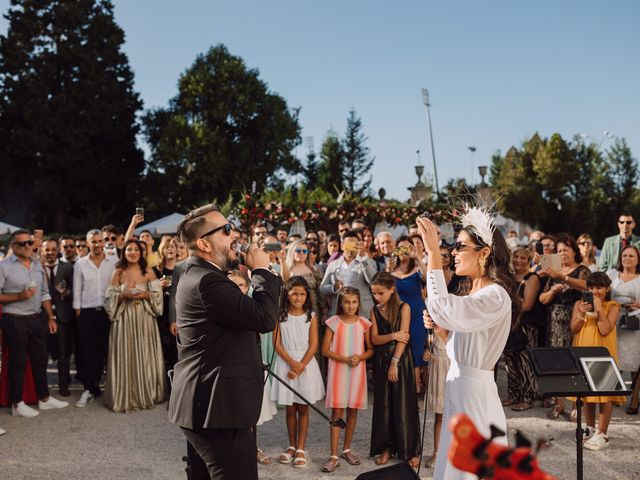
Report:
13,240,34,247
200,223,232,238
62,244,76,249
452,241,481,252
619,221,634,225
104,235,117,241
295,248,309,254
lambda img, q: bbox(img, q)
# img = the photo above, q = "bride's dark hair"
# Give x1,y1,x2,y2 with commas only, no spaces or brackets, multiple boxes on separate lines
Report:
458,227,522,328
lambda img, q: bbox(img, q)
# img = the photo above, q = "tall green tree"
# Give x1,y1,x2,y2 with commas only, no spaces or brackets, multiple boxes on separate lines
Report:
142,44,301,212
302,150,320,189
0,0,144,232
342,108,374,196
317,130,345,193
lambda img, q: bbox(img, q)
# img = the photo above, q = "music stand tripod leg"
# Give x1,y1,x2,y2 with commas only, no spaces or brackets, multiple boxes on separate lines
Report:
576,397,583,480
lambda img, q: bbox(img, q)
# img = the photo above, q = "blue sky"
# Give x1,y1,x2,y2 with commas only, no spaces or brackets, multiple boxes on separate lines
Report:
1,0,639,200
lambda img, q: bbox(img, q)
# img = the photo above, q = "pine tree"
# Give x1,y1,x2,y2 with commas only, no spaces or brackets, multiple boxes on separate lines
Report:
342,108,374,195
302,150,320,189
0,0,144,232
317,130,345,193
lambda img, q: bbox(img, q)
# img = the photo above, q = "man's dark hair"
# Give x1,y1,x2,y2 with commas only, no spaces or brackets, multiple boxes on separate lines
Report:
540,234,556,244
277,227,288,233
101,224,119,234
619,212,635,221
58,235,75,244
10,229,30,243
140,229,152,236
343,231,359,241
338,220,350,227
177,204,219,248
352,218,366,225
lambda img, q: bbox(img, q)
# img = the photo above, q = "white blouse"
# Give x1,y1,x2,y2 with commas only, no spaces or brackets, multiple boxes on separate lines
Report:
426,270,511,371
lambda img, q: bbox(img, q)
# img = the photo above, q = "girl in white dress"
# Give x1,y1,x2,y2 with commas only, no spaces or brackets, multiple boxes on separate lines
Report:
271,276,325,468
418,207,521,480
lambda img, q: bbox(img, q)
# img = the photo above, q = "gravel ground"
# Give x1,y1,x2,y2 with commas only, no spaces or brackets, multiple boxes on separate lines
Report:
0,365,638,480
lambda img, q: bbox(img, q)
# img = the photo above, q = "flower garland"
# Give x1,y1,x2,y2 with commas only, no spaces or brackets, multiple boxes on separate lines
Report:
232,191,452,230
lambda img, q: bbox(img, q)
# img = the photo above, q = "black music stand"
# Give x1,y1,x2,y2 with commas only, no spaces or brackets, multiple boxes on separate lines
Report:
528,347,631,480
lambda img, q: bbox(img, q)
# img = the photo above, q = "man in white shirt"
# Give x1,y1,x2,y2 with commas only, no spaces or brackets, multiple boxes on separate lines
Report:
72,229,117,407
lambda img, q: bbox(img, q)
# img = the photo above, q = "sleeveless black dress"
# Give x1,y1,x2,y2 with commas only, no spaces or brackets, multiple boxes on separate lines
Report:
370,305,421,460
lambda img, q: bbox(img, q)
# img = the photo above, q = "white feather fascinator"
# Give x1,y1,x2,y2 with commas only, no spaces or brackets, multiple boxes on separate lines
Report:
458,202,496,247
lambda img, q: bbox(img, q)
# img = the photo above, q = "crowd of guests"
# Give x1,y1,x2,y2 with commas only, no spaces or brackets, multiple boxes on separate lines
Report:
0,210,639,467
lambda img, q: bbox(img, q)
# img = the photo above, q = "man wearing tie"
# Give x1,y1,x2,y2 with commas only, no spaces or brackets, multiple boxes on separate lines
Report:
599,213,640,271
42,239,75,397
168,204,282,480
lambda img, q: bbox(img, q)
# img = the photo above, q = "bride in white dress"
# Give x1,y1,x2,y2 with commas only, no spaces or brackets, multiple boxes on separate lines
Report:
418,208,521,480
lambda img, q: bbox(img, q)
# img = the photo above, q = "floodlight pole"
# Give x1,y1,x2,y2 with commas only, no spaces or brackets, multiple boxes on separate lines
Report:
422,88,440,195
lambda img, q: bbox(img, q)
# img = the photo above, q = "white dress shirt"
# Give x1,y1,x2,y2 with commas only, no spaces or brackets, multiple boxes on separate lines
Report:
72,254,117,309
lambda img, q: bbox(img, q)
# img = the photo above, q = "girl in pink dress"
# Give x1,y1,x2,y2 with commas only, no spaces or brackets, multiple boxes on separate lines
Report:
320,287,374,473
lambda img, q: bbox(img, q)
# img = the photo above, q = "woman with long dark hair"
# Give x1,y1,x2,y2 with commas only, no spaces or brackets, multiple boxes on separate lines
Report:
103,239,165,412
418,206,521,480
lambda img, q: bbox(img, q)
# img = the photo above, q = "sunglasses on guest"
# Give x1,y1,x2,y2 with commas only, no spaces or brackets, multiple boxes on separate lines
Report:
13,240,34,247
104,235,117,241
619,220,634,225
295,248,309,254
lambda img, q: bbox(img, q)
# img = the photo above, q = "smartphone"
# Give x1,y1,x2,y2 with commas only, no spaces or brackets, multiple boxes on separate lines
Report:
263,242,283,252
582,291,594,308
540,253,561,271
33,229,44,241
135,207,145,217
535,241,544,255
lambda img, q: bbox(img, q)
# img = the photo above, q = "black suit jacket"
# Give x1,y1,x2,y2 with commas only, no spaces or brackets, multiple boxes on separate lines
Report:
47,262,74,324
168,256,282,429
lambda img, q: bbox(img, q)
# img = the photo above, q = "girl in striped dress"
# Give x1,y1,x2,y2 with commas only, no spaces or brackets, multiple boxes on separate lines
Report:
320,287,374,473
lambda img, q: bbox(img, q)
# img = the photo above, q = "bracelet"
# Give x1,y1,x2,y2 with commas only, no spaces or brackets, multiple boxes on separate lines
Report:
392,355,400,361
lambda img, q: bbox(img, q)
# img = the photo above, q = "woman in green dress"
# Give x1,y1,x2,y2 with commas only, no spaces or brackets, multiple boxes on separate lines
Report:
104,239,165,413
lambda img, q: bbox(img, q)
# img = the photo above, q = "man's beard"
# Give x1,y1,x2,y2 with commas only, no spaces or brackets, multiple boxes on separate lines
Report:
213,246,238,272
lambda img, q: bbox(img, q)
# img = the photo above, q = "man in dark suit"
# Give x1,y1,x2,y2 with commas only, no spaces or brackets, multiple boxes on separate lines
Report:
42,239,75,396
168,204,282,480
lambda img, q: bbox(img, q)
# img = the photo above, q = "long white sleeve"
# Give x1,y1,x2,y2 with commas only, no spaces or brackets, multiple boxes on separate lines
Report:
426,270,510,333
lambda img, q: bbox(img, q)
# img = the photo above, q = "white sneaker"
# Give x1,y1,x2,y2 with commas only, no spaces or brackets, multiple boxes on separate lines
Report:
575,426,595,444
11,401,40,418
0,426,6,435
583,431,609,451
75,390,94,408
39,396,69,410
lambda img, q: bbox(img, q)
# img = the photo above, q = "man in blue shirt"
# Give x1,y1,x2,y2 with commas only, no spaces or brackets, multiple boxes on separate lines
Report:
0,230,68,419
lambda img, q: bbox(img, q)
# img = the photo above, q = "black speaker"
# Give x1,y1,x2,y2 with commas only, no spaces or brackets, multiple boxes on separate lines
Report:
355,463,420,480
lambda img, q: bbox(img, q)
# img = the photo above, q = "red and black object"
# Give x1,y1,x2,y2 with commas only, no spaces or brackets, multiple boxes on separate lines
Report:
448,413,557,480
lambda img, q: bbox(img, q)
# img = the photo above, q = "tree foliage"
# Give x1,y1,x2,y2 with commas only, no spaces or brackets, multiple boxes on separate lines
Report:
141,44,301,212
0,0,144,232
491,133,639,244
317,130,345,193
342,108,374,195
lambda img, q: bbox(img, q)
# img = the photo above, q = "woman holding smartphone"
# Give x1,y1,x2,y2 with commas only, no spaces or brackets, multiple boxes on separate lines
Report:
539,233,589,419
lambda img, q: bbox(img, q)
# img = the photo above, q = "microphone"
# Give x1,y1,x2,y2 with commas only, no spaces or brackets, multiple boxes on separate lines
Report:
425,328,434,353
235,243,251,254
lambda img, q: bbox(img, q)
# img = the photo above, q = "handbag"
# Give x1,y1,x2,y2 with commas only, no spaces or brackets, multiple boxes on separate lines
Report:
619,313,640,330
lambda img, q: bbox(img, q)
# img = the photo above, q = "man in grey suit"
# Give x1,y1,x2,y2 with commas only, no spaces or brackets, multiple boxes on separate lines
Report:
42,240,75,396
168,204,282,480
599,212,640,271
